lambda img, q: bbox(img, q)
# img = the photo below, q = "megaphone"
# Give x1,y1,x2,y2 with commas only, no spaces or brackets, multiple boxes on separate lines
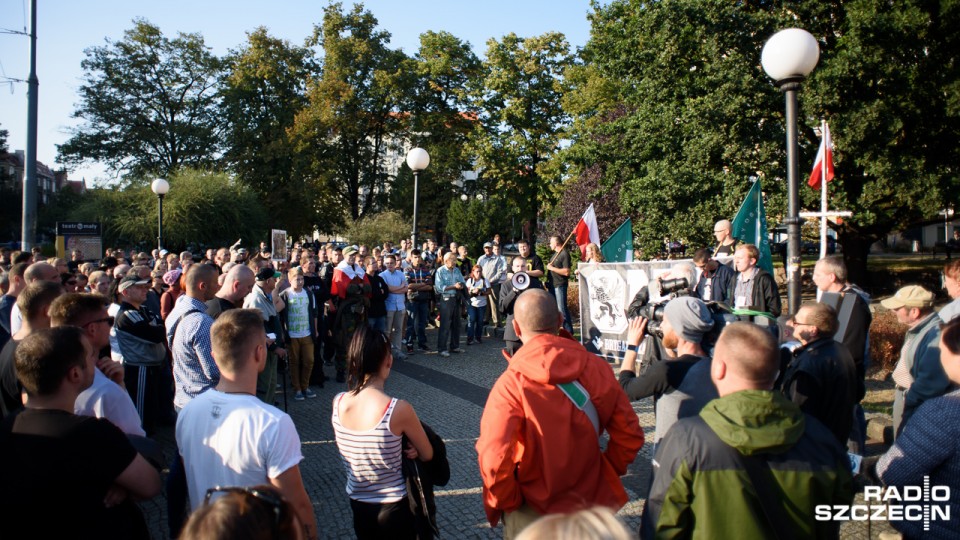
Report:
512,271,531,291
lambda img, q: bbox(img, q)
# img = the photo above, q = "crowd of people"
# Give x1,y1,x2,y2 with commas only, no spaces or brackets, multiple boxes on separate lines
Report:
0,226,957,539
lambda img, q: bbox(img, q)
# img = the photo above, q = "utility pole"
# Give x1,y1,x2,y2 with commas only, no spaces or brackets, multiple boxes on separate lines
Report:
21,0,38,251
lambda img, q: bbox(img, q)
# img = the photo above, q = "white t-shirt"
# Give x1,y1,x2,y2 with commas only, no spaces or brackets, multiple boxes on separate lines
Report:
9,304,22,335
466,277,489,308
74,367,146,436
285,289,312,339
176,390,303,510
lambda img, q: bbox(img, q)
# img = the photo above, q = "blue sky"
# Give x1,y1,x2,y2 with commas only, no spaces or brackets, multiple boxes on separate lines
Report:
0,0,597,184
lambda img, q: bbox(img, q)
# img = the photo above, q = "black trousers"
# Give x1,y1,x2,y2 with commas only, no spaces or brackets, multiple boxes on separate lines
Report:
349,497,416,540
124,364,159,435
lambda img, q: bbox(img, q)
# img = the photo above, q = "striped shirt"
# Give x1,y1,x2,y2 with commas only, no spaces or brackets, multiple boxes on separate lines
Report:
331,393,406,503
165,295,218,409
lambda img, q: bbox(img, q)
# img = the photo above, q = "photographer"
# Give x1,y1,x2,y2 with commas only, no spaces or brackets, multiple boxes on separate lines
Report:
619,297,717,446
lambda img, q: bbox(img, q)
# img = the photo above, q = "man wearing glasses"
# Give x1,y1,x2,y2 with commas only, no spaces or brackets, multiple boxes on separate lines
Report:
712,219,737,258
777,302,857,446
49,292,145,437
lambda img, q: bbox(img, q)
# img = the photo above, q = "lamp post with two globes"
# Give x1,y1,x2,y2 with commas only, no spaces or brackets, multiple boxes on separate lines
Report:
150,178,170,250
762,28,820,316
406,148,430,250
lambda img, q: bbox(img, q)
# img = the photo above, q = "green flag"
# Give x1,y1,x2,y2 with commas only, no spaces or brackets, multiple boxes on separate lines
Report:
601,218,633,262
730,180,774,274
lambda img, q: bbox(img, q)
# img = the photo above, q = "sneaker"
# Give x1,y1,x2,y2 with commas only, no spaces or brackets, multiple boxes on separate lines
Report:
419,344,430,351
406,344,414,354
304,389,318,399
293,391,305,401
477,337,483,344
452,348,465,354
466,338,474,345
439,351,450,358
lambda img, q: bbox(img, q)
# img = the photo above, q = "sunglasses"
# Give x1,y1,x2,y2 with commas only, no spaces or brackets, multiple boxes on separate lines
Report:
203,486,283,528
83,316,115,327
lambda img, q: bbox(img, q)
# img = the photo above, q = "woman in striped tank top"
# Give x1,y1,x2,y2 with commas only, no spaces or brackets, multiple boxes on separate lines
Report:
332,326,434,539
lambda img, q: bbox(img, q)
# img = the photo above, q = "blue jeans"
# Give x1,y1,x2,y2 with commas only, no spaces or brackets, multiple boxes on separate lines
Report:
467,304,485,340
554,284,574,334
406,301,429,347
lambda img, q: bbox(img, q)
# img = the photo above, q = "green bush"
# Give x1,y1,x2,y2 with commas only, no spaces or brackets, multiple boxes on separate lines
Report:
343,211,411,249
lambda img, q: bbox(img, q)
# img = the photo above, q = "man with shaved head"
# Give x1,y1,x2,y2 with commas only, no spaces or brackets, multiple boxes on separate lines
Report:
9,262,60,335
206,265,256,320
476,289,644,538
641,322,853,539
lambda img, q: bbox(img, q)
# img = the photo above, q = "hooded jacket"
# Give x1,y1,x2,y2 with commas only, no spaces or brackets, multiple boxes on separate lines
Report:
476,333,644,526
641,390,853,539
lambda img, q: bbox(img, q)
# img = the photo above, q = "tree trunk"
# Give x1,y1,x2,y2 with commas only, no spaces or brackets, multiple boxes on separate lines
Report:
838,230,875,288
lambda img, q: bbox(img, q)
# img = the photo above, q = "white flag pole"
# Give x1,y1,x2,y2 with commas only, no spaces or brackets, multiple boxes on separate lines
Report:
819,119,828,260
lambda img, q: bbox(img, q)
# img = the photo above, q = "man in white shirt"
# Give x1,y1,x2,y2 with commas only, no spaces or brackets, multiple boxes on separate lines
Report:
48,293,145,436
176,308,317,540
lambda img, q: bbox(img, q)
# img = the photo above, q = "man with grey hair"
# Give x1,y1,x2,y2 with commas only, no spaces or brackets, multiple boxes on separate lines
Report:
712,219,737,257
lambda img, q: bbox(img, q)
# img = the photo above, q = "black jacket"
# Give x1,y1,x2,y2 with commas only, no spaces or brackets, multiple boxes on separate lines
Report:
727,268,781,317
692,261,734,305
403,422,449,540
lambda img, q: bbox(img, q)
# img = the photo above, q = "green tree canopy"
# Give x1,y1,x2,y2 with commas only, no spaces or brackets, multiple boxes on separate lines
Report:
57,19,223,179
220,27,330,238
291,2,411,222
61,170,267,250
471,32,573,244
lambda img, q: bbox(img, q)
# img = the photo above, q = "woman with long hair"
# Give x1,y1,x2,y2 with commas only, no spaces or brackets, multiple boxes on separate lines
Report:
575,243,604,279
465,265,490,345
332,326,434,539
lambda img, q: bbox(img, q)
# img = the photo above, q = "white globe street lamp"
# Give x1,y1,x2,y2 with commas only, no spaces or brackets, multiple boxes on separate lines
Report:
150,178,170,250
405,148,430,250
762,28,819,316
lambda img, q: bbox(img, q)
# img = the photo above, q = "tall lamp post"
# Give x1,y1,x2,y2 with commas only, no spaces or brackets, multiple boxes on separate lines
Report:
406,147,430,251
762,28,820,316
150,178,169,250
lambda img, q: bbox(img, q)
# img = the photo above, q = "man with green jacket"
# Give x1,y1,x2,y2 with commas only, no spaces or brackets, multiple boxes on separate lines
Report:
640,322,853,539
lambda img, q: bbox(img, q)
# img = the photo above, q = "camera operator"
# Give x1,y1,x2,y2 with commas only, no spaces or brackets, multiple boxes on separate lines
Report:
619,297,717,446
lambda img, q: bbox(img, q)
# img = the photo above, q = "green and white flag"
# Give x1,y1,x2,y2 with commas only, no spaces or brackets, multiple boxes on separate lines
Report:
601,218,633,263
730,180,773,274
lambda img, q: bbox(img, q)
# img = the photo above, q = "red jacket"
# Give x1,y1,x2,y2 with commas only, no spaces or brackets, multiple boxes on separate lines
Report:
476,333,644,525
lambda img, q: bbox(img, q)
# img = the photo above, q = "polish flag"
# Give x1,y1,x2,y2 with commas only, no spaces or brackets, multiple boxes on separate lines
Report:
808,122,835,189
574,204,601,257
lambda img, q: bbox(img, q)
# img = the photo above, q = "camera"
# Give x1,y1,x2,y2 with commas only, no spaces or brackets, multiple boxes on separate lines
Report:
657,277,689,296
634,302,667,338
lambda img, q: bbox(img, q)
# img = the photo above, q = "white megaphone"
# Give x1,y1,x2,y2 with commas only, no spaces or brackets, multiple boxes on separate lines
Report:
512,271,531,291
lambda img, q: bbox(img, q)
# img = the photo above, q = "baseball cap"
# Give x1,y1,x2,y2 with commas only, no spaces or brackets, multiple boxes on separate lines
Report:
255,267,281,281
342,245,358,257
483,242,493,248
118,275,149,292
880,285,935,310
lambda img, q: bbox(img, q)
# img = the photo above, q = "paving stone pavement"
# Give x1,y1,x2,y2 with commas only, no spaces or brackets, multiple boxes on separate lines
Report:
140,324,892,539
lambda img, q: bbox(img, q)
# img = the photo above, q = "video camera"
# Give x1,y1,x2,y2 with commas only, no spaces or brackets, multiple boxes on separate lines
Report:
628,277,690,338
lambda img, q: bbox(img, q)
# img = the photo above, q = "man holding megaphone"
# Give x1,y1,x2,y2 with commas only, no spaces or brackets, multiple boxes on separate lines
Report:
499,256,544,355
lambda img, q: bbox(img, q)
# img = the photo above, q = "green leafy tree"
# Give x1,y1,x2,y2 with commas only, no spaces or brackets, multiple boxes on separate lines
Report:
391,31,484,240
0,125,19,243
62,170,267,250
568,1,785,260
221,28,328,238
471,32,573,245
342,211,411,248
291,3,411,222
445,198,499,255
57,19,223,178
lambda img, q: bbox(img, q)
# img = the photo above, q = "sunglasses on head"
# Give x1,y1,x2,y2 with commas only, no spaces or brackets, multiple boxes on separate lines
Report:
203,486,283,527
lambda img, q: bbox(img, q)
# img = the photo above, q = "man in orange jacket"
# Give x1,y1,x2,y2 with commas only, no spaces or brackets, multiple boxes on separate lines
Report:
476,289,644,538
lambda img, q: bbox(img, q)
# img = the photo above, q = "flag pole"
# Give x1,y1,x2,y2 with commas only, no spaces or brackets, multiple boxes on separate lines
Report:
549,228,578,266
819,119,828,260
